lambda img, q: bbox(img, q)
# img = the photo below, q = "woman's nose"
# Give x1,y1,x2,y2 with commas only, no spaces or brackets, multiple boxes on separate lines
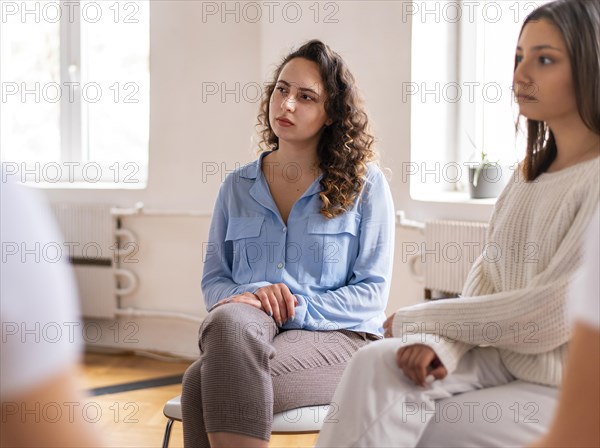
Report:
282,94,296,112
513,58,530,85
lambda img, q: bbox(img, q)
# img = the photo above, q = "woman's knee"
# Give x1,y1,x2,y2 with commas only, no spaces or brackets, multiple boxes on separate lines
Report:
181,359,203,408
199,303,276,356
343,338,403,375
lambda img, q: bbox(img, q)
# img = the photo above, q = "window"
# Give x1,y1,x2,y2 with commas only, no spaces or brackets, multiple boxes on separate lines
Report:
1,1,149,186
409,0,550,198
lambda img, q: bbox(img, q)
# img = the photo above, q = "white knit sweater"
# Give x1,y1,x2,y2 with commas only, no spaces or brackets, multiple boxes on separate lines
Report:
392,157,600,386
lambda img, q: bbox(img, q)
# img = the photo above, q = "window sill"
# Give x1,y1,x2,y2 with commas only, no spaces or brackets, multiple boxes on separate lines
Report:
25,181,147,190
410,190,497,205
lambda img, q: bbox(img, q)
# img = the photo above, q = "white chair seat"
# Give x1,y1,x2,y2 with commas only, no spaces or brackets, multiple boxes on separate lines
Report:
162,395,327,447
163,395,183,421
272,404,331,433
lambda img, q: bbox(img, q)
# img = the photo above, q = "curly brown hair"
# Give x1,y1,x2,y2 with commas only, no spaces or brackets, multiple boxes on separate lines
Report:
256,40,376,218
516,0,600,181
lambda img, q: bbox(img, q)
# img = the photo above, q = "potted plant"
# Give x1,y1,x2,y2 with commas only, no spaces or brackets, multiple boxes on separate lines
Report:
465,135,510,199
467,151,508,199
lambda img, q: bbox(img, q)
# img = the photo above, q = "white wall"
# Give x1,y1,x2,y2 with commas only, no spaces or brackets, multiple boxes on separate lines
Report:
42,1,495,359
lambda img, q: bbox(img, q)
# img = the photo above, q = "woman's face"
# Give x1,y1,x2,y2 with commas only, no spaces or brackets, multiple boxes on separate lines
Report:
269,57,332,148
513,18,577,125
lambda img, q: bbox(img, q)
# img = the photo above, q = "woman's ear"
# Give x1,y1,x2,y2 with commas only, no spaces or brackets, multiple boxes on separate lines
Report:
325,118,333,126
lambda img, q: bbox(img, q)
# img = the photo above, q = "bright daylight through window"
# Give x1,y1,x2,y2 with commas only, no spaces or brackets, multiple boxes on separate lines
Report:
409,0,550,200
1,0,149,187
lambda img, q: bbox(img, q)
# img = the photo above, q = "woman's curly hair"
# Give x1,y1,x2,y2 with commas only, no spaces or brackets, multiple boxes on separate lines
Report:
256,39,376,219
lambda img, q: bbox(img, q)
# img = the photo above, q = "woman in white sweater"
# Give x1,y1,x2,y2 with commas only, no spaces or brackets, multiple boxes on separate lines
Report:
316,0,600,446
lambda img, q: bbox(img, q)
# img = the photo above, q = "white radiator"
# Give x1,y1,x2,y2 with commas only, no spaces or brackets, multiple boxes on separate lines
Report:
51,203,138,318
410,220,488,298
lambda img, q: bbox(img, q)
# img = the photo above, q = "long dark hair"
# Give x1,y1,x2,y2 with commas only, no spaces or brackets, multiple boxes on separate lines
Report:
257,40,375,218
516,0,600,181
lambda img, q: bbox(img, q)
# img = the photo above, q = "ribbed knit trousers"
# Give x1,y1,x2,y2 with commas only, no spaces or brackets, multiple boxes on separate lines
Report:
315,338,559,447
181,303,370,447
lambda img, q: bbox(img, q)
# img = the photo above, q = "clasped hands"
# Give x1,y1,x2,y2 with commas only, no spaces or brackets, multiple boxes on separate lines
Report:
383,313,448,387
214,283,298,326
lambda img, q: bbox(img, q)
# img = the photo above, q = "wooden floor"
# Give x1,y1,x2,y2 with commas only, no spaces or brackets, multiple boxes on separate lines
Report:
80,351,318,447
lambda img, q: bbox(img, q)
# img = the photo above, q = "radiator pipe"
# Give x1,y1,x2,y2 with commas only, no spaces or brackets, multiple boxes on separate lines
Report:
114,307,203,324
396,210,425,231
111,202,211,217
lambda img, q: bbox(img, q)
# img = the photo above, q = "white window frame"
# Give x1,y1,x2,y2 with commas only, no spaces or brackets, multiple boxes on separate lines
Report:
61,2,83,165
1,0,149,188
409,0,549,201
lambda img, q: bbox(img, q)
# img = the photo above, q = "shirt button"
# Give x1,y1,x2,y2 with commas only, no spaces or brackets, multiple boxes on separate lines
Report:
282,227,287,233
277,262,284,269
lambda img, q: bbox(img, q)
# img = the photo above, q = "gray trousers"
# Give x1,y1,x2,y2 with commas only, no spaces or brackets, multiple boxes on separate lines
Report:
181,303,372,447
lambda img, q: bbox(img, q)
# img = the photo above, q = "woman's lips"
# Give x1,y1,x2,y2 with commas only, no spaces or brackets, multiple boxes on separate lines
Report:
276,118,294,127
514,86,537,102
516,94,537,102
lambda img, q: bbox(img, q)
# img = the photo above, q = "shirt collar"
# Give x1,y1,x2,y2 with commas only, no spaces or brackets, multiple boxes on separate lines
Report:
244,150,324,198
238,151,270,180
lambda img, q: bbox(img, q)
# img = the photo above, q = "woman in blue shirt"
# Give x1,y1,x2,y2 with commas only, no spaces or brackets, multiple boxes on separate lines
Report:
181,39,395,447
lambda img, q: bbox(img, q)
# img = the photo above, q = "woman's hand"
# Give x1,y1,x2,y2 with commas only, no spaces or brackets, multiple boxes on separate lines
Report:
254,283,298,326
211,292,263,311
383,312,395,338
396,344,447,387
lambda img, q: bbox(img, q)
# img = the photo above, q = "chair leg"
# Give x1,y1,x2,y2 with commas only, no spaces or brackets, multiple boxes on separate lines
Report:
162,418,175,448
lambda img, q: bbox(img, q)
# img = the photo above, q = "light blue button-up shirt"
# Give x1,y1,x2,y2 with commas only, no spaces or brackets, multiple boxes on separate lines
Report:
201,151,395,336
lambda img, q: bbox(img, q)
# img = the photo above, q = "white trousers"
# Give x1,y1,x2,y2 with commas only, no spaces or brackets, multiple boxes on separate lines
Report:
315,339,558,448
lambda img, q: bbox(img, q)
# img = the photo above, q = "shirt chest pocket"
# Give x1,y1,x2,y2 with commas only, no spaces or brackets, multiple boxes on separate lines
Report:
306,213,361,289
225,217,264,284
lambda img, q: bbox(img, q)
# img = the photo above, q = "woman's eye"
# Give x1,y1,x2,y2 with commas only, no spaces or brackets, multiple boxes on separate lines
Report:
539,56,552,65
301,94,314,101
276,86,287,94
515,54,523,65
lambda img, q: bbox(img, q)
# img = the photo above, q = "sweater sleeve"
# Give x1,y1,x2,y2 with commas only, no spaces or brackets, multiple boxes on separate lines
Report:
393,255,494,373
392,174,599,374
